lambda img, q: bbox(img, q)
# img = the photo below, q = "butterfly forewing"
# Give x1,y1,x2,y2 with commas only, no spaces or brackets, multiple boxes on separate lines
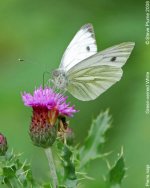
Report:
59,24,97,72
67,42,135,74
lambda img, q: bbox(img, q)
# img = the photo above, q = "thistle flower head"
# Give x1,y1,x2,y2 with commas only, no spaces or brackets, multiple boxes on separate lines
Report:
22,87,77,117
22,87,77,148
0,133,8,156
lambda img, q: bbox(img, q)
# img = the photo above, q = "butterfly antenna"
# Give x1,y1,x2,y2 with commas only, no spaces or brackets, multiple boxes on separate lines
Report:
47,79,52,87
42,71,50,89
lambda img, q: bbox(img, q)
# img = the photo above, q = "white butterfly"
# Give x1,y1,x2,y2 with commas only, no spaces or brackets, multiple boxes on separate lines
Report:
52,23,135,101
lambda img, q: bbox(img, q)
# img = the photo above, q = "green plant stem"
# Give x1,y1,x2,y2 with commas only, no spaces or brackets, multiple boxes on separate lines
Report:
45,147,58,188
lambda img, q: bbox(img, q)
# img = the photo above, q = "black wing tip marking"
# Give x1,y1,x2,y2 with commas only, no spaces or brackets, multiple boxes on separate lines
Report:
82,23,93,28
81,23,94,33
80,23,96,41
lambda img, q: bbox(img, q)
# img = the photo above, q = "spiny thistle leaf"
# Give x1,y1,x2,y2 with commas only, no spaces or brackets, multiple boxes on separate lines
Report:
107,149,126,188
79,110,111,168
57,140,77,188
0,150,37,187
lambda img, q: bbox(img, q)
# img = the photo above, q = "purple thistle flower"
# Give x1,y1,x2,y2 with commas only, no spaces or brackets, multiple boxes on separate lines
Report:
22,87,77,148
22,87,77,117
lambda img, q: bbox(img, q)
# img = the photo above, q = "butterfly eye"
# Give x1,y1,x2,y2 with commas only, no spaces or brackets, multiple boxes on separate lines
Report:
111,56,117,62
86,46,90,51
53,70,60,77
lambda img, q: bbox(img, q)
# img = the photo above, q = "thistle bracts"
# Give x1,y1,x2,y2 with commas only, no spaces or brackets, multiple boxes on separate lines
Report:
30,107,58,148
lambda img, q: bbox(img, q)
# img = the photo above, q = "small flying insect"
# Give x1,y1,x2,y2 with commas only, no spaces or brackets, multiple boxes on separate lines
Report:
18,58,24,62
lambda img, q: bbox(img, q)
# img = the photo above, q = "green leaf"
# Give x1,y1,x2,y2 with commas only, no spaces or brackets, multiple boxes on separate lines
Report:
42,183,52,188
79,110,111,168
107,149,126,188
0,151,38,187
57,140,77,188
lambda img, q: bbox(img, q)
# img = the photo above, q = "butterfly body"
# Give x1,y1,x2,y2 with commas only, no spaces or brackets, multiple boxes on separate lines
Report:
52,69,68,90
52,24,135,101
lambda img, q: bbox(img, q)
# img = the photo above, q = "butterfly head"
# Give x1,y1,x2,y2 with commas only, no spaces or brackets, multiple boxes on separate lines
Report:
52,69,68,90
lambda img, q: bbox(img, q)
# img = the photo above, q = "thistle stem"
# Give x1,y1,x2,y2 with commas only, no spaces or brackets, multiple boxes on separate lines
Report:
45,147,58,188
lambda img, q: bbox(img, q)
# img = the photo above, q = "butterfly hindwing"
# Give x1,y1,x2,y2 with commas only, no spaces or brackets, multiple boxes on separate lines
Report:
66,42,135,101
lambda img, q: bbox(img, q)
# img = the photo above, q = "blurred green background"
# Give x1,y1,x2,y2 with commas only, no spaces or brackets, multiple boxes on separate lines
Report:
0,0,149,187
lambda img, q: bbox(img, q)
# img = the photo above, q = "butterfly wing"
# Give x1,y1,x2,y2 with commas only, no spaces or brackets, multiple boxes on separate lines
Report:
59,24,97,72
66,42,135,101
